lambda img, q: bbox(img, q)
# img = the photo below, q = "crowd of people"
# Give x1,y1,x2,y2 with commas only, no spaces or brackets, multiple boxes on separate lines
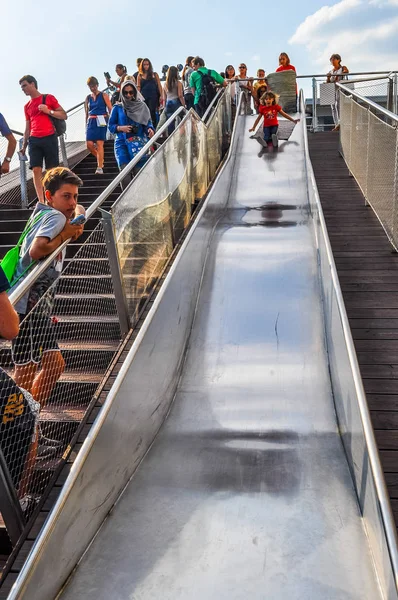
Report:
0,52,350,509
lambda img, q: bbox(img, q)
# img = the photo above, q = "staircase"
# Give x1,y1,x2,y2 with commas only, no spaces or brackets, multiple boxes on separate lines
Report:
0,141,125,552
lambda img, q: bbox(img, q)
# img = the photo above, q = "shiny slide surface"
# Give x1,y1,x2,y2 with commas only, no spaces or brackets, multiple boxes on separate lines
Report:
60,120,384,599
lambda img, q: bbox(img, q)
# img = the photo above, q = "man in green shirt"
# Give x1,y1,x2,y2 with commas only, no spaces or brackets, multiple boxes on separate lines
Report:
189,57,226,117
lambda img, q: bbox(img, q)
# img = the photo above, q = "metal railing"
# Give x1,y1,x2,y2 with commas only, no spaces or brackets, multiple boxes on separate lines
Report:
337,81,398,250
302,71,398,131
301,87,398,596
0,88,232,561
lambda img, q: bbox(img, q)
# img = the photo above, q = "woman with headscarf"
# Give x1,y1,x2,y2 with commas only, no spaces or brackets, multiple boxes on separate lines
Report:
108,80,155,174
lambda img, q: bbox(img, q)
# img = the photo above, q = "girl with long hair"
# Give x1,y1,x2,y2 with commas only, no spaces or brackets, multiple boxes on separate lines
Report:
137,58,163,126
182,56,195,110
162,66,186,134
276,53,296,73
249,91,299,149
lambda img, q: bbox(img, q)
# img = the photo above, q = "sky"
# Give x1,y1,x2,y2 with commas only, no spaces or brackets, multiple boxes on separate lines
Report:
1,0,398,131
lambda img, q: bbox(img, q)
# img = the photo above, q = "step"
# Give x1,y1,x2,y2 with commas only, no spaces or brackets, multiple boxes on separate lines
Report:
64,256,164,276
0,209,33,220
0,340,119,371
54,314,121,340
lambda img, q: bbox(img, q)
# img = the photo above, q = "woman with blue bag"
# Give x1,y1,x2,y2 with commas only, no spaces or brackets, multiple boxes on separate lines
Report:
108,80,155,177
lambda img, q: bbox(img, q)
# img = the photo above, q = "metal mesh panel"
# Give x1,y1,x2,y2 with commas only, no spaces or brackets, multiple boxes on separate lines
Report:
350,100,369,196
0,132,25,207
366,112,397,241
340,92,352,164
0,222,121,530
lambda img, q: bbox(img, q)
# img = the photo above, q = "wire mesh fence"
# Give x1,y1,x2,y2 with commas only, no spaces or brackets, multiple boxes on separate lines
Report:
0,222,122,536
0,90,231,553
339,88,398,249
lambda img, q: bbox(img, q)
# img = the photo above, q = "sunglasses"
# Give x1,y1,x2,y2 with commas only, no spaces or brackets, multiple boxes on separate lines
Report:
123,90,135,96
239,66,246,69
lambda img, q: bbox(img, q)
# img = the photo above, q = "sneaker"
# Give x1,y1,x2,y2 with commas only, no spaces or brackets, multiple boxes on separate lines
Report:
39,434,62,447
95,167,104,175
20,494,40,519
271,134,278,149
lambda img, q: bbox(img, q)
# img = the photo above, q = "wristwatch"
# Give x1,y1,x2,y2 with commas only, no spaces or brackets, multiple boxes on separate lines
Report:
4,157,11,162
50,110,55,115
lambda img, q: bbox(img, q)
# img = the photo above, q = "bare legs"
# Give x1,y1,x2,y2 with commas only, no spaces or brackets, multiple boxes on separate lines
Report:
14,351,65,410
87,140,105,169
32,166,44,203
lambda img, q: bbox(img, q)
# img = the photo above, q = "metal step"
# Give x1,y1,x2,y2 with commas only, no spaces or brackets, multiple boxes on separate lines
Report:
0,341,119,371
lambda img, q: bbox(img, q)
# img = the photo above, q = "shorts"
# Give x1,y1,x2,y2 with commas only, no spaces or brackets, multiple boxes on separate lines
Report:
28,134,59,170
12,313,60,366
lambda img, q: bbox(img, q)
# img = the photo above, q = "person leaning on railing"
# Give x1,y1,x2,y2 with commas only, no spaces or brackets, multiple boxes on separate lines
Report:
0,113,16,176
9,167,85,457
326,54,349,132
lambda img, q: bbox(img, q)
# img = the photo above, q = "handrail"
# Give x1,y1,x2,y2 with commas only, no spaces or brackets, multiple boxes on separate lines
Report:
300,88,398,588
8,106,188,306
297,70,396,79
337,81,398,123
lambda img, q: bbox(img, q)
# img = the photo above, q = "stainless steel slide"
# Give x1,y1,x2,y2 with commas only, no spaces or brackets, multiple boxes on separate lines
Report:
58,118,385,599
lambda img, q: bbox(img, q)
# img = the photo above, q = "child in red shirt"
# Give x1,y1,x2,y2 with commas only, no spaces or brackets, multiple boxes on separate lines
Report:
249,92,299,148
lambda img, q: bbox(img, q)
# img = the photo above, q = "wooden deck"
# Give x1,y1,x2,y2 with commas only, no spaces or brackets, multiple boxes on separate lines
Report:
309,131,398,528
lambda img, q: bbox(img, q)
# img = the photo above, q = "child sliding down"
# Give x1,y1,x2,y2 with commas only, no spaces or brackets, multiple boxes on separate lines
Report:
249,91,299,149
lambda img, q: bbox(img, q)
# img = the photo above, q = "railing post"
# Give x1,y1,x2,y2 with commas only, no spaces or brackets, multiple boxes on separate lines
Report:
312,77,318,132
99,209,131,337
18,138,28,209
387,76,394,112
59,135,69,168
0,447,25,546
393,72,398,115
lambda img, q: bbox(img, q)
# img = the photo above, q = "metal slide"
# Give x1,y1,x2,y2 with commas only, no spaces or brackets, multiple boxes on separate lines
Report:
58,116,386,599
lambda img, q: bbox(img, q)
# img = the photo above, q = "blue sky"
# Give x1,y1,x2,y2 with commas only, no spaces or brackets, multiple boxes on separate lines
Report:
2,0,398,130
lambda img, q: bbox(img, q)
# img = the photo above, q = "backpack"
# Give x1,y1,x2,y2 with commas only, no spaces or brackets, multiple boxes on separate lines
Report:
42,94,67,137
197,69,217,113
0,212,44,289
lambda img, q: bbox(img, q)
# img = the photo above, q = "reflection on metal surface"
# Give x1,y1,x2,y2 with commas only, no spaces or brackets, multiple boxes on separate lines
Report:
9,95,398,600
57,118,387,598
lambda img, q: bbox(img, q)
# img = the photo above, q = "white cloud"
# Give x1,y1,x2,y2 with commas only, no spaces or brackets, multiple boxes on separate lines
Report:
251,55,261,61
289,0,398,71
289,0,361,45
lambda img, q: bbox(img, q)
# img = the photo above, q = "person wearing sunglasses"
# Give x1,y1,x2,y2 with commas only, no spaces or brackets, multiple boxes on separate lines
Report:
236,64,253,114
108,80,155,176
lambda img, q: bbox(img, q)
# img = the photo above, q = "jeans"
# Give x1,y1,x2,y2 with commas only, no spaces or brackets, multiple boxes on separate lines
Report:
263,125,278,143
165,99,182,134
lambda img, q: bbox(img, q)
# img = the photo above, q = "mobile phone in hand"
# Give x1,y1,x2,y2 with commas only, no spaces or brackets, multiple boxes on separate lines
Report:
70,214,86,225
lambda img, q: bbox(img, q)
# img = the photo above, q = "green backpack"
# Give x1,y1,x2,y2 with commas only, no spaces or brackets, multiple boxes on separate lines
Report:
1,212,44,289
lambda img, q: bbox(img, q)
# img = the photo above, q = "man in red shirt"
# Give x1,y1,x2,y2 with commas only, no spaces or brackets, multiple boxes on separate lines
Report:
19,75,67,203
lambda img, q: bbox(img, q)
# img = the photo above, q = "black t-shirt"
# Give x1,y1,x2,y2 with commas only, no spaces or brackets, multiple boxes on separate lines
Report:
0,266,9,293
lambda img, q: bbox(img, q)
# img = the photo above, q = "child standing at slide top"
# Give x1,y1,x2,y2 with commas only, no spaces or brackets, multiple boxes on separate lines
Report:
249,91,299,148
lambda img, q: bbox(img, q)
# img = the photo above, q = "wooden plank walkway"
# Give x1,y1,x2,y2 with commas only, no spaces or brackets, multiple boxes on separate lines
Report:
309,131,398,528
